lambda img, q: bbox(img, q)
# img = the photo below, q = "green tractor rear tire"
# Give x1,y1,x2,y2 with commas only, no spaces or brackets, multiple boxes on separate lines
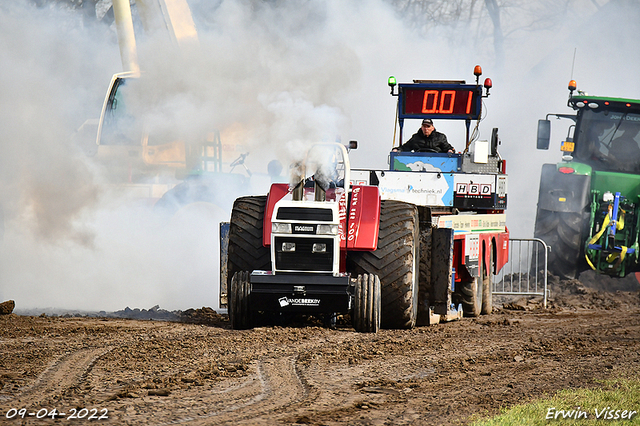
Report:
533,208,589,279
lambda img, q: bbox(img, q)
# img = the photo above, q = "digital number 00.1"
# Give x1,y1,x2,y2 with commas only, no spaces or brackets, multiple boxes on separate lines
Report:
421,90,473,114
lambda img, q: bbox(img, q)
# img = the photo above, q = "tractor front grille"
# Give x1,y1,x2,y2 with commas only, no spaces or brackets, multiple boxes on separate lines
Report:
276,207,333,221
274,236,334,272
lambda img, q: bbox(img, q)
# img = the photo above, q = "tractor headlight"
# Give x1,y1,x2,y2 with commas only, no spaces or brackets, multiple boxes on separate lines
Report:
281,242,296,252
272,223,292,234
316,224,339,235
312,243,327,253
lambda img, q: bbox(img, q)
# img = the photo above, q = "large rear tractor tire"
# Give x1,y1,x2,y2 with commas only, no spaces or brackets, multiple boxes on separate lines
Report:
348,200,419,329
229,271,253,330
481,246,494,315
227,196,271,293
533,208,589,279
353,274,381,333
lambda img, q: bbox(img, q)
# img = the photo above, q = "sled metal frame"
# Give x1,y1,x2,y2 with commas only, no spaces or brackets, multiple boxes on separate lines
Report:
493,238,549,308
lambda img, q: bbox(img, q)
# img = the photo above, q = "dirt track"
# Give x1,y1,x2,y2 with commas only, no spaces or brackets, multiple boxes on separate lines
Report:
1,277,640,425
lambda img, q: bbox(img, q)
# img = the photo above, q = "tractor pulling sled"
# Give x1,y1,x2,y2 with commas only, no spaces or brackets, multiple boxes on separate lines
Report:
221,66,509,332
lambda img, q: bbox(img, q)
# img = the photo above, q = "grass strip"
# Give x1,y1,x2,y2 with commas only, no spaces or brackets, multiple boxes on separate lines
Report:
471,377,640,425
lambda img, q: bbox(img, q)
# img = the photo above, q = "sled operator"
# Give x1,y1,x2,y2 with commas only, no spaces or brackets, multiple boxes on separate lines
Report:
393,118,454,153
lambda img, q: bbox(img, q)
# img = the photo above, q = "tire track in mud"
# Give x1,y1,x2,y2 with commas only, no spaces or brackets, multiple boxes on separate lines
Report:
8,346,114,408
150,355,310,425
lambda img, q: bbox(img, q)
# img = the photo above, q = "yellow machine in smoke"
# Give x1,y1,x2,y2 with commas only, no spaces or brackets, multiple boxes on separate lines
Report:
74,0,259,208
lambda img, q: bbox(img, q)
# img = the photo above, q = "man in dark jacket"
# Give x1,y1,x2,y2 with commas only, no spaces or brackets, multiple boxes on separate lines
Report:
395,119,454,153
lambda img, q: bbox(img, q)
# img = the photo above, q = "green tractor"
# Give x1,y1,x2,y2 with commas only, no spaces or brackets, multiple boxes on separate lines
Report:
534,80,640,279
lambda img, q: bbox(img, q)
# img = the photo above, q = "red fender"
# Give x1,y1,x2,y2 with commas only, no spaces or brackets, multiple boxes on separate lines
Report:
494,227,510,273
346,185,380,251
263,183,289,246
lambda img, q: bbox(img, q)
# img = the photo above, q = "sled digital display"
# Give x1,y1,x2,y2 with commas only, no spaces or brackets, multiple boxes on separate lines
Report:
400,85,482,120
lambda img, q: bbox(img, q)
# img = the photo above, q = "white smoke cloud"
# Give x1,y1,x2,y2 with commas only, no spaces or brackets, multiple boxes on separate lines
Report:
0,0,639,311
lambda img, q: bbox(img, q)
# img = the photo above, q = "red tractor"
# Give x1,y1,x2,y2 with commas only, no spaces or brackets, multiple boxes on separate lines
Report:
225,143,385,332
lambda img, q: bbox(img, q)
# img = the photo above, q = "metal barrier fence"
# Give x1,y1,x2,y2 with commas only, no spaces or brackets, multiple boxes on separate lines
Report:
493,238,550,308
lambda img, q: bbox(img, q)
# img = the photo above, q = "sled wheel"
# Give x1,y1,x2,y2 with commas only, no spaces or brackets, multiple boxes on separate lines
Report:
460,251,483,317
481,245,494,315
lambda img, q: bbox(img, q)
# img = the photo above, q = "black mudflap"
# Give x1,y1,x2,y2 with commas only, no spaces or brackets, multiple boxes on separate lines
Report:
416,227,455,324
416,226,432,326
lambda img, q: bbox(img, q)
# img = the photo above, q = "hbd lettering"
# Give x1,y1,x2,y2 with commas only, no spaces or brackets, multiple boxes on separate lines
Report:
546,407,638,420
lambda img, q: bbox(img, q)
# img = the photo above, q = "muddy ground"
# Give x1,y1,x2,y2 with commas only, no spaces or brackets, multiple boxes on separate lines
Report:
1,273,639,425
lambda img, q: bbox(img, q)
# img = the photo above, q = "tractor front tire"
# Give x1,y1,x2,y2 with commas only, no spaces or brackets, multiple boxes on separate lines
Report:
348,200,419,329
229,271,253,330
353,274,381,333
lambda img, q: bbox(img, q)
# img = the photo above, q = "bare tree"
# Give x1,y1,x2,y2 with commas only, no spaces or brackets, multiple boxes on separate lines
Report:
387,0,600,71
390,0,469,28
483,0,504,69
